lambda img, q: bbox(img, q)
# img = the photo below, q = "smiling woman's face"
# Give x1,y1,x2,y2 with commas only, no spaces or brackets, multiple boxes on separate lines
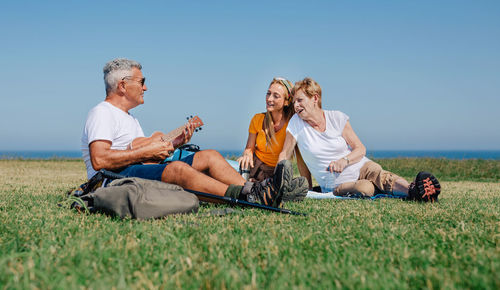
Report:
266,83,287,113
293,89,318,119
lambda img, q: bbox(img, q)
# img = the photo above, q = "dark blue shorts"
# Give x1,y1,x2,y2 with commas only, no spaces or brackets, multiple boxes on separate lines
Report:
117,153,195,181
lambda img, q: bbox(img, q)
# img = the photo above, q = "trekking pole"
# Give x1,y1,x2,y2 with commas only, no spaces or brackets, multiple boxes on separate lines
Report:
184,189,306,216
99,169,306,216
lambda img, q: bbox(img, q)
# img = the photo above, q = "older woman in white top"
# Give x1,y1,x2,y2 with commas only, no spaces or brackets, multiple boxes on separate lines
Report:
278,77,440,202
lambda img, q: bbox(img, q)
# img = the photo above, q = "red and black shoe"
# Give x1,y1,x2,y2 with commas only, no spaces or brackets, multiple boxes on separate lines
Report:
408,171,441,202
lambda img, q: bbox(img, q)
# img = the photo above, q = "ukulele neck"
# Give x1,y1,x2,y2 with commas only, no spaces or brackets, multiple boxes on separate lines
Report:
161,124,186,143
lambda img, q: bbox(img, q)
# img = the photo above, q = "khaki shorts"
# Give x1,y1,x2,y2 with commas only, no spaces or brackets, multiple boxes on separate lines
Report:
249,154,275,182
333,161,402,197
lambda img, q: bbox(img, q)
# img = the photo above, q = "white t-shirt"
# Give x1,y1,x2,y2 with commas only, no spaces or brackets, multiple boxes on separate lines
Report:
286,110,370,190
81,101,145,179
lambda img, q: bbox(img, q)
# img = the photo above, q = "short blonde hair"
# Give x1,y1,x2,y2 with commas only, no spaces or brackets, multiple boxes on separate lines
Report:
292,77,322,108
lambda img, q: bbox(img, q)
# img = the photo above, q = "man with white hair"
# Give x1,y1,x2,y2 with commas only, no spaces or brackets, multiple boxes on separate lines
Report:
81,58,296,207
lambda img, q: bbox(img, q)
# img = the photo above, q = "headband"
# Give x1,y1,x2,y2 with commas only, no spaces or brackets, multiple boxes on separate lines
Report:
275,77,293,98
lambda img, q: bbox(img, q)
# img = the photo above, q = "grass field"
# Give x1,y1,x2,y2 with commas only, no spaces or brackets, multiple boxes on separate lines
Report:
0,159,499,289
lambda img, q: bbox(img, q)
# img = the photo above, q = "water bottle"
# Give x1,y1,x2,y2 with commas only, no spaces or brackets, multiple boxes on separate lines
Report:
239,165,250,181
320,171,336,193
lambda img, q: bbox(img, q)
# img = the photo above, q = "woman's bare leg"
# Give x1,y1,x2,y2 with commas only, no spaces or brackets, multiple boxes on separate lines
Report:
393,178,410,194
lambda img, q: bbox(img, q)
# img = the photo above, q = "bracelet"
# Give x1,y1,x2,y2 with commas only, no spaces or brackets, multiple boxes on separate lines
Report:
342,156,350,165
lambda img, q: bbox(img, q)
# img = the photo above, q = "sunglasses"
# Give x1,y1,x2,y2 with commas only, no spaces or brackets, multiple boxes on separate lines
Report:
122,76,146,86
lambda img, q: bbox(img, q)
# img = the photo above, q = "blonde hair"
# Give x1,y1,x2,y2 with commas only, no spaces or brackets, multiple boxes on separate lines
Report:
263,78,294,149
291,77,322,109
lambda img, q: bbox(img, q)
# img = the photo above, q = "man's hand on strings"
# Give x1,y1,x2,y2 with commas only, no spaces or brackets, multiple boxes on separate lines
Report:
183,122,195,144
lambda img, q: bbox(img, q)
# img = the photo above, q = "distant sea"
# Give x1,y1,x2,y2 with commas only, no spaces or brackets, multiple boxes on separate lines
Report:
1,150,500,160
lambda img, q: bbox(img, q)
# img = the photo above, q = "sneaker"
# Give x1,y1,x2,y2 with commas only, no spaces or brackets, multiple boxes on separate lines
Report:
408,171,441,202
246,160,293,207
283,176,309,202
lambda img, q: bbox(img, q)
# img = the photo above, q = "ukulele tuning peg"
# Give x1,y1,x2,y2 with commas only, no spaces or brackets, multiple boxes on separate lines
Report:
190,115,193,118
199,127,202,131
186,117,189,120
195,129,199,132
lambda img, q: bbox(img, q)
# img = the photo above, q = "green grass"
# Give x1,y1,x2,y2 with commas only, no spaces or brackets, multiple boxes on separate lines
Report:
374,158,500,182
0,159,499,289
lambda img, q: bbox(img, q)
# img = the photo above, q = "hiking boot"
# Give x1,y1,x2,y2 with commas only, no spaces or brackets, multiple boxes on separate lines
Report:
407,171,441,202
283,176,309,202
244,160,293,207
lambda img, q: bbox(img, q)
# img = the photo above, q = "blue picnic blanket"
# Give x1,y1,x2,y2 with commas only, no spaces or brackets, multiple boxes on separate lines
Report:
306,191,408,200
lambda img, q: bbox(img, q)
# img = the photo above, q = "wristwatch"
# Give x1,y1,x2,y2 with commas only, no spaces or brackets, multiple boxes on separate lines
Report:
342,156,350,165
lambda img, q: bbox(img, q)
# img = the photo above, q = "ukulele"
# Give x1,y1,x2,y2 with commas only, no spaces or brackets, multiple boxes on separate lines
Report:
129,115,204,157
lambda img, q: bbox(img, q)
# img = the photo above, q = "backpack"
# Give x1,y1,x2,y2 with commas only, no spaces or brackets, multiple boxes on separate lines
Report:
69,176,199,220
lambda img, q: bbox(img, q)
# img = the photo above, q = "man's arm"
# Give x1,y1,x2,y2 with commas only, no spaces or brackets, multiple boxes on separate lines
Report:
89,139,174,171
129,122,196,150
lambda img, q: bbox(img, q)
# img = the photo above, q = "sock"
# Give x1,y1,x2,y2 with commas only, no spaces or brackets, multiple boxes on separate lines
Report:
224,185,243,199
239,181,255,200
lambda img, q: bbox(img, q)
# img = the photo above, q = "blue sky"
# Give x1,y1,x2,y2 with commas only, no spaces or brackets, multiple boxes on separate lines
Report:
0,0,499,151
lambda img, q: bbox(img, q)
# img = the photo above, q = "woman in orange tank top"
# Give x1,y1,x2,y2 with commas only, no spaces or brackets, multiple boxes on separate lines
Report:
237,78,295,181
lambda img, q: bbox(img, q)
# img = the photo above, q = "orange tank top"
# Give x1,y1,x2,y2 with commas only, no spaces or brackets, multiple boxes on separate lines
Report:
248,113,288,167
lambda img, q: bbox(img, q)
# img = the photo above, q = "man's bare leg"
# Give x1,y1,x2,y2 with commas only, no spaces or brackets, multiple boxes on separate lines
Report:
162,153,292,207
190,150,245,186
161,161,230,196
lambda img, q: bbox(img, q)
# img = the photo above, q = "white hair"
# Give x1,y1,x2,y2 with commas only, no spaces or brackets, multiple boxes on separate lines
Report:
103,58,142,94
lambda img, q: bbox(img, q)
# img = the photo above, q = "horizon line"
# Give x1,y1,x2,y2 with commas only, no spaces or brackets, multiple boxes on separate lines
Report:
2,149,500,152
